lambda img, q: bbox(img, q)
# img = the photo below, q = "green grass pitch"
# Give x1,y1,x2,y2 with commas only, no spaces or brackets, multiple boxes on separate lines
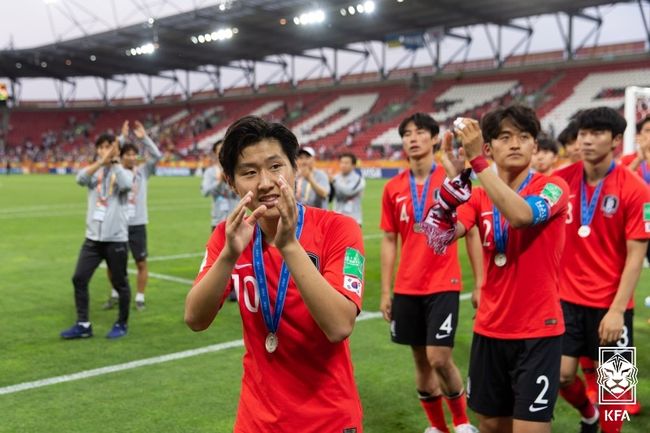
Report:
1,175,649,432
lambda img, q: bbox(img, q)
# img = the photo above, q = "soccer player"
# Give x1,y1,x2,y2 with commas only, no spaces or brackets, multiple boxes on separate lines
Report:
532,136,559,176
557,120,581,168
380,113,476,433
295,146,331,209
185,116,365,432
201,139,239,232
332,152,366,225
554,107,650,433
425,105,569,433
103,120,162,311
61,134,133,340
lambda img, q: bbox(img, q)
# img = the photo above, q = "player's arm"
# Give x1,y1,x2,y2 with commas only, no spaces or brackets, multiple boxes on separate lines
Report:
598,239,647,344
464,226,483,309
307,170,330,199
186,192,265,331
274,177,357,342
135,121,162,174
380,231,397,322
76,161,102,187
457,119,545,228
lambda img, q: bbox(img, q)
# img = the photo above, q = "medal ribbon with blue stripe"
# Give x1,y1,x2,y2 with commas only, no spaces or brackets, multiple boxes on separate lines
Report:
493,171,533,255
580,161,615,227
252,203,305,337
641,161,650,184
408,164,436,225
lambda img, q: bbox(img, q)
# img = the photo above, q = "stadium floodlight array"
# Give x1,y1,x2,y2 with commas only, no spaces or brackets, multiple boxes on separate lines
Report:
292,9,326,26
190,27,238,44
340,1,376,16
125,43,157,56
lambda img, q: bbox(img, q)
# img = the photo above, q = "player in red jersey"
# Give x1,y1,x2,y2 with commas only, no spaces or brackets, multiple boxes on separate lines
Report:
554,107,650,433
424,105,569,433
557,120,581,169
185,116,364,433
380,113,477,433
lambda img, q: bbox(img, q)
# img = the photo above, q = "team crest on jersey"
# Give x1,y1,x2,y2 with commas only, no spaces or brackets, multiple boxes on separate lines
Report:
601,195,619,217
307,251,321,271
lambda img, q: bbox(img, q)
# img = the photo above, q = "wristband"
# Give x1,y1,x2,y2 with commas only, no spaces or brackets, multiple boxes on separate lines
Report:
469,155,489,174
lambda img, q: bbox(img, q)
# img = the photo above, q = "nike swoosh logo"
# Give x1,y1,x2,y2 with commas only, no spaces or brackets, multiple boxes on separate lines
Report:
234,263,252,269
435,333,450,339
528,404,548,413
396,196,408,203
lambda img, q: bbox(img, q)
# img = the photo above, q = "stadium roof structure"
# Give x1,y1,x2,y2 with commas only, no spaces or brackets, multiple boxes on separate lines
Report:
0,0,635,83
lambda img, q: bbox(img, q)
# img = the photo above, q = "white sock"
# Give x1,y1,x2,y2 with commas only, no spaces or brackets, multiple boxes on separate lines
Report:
78,321,91,328
111,289,119,298
582,406,599,424
135,293,145,303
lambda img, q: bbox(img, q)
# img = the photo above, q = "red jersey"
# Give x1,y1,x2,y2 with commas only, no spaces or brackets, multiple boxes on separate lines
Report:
380,166,462,295
195,207,364,433
620,153,650,184
457,173,569,339
554,161,650,308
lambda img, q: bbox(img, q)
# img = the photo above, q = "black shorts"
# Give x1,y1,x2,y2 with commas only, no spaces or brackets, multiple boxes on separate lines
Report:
467,333,562,422
561,301,634,360
390,291,459,347
128,224,148,263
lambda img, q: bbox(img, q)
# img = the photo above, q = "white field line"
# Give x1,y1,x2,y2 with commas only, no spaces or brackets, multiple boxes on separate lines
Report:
0,311,383,396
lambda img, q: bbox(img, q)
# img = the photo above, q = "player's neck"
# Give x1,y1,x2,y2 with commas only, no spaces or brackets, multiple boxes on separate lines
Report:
409,154,435,181
258,218,279,246
499,166,530,190
583,153,614,184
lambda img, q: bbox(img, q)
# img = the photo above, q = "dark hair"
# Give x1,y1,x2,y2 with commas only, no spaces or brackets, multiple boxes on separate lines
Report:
575,107,627,136
95,133,115,148
557,120,579,146
212,139,223,153
637,115,650,134
339,152,357,165
536,136,559,155
220,116,298,180
120,143,138,156
481,105,540,142
398,112,440,138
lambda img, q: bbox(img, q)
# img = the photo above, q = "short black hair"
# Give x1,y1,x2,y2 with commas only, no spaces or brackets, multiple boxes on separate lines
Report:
120,143,138,156
636,115,650,134
575,107,627,136
95,133,115,148
339,152,357,165
220,116,298,181
557,120,579,146
398,112,440,138
536,136,559,155
212,139,223,154
481,105,540,143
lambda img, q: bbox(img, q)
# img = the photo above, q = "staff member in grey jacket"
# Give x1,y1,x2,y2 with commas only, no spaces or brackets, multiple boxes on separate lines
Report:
295,146,330,209
103,120,162,312
201,139,240,301
332,153,366,225
61,134,133,340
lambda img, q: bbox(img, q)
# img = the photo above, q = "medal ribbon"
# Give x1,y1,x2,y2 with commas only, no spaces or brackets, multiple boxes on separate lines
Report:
408,164,436,225
96,167,116,202
580,161,615,227
641,161,650,185
493,171,533,255
252,203,305,336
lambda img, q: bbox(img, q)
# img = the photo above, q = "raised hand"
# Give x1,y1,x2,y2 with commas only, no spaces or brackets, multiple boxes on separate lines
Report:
454,118,484,160
440,130,466,179
438,168,472,211
133,120,147,139
274,175,299,251
223,192,267,259
121,120,129,139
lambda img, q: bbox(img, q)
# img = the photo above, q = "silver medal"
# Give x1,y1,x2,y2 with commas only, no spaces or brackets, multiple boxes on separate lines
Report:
265,332,278,353
494,253,507,267
578,225,591,238
413,223,423,233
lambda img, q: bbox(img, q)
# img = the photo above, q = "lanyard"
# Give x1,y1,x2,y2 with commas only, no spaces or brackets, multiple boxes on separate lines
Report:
580,161,615,226
408,164,436,224
493,171,533,254
252,203,305,335
96,167,116,201
641,161,650,184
